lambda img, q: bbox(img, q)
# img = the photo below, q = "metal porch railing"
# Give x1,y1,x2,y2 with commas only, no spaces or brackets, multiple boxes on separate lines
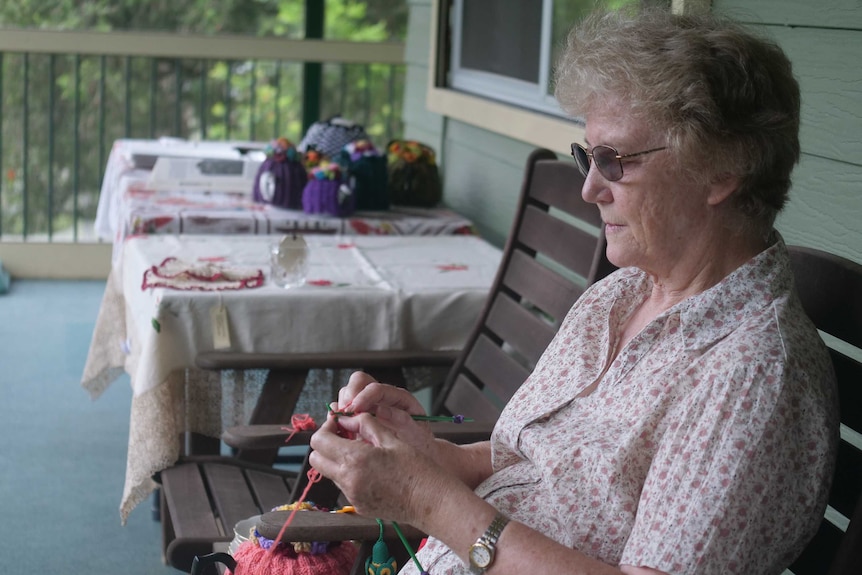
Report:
0,29,405,243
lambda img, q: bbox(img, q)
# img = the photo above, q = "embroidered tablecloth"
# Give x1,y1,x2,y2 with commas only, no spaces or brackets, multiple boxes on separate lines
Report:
94,139,477,268
81,234,501,523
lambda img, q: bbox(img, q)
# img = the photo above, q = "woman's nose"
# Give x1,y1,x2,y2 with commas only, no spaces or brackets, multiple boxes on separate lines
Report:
580,166,607,204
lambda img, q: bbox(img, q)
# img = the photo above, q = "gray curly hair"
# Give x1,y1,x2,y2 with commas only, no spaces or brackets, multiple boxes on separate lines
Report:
554,8,800,235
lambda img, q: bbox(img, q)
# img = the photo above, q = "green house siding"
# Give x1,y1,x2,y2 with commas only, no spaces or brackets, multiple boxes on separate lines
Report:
404,0,862,262
716,0,862,263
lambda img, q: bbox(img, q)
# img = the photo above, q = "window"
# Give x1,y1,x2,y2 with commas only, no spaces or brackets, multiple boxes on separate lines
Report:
427,0,693,154
447,0,669,118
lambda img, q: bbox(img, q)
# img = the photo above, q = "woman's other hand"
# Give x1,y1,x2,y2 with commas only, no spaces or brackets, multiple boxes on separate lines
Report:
309,410,448,524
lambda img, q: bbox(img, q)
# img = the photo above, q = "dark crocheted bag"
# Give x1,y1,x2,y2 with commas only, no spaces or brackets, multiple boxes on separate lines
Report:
252,138,307,210
386,140,442,208
337,140,389,211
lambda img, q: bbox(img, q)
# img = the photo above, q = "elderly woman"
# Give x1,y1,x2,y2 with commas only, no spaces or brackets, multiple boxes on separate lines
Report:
309,8,838,575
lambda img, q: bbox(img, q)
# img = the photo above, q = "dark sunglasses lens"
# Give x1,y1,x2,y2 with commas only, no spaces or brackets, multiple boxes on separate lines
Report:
572,144,590,177
592,146,622,181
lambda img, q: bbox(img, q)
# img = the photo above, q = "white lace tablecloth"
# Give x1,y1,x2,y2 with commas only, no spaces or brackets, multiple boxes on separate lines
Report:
81,234,500,523
94,138,477,269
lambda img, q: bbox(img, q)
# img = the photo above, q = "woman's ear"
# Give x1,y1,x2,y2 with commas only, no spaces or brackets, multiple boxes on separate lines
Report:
707,174,740,206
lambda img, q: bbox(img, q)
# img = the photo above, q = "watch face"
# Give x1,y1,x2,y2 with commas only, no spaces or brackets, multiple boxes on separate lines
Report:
470,543,493,568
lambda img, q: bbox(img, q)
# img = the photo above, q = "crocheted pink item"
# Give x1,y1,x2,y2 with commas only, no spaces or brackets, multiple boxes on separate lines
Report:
227,539,358,575
141,257,264,291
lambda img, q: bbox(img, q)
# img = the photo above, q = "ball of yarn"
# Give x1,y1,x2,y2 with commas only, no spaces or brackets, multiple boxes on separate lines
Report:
227,539,358,575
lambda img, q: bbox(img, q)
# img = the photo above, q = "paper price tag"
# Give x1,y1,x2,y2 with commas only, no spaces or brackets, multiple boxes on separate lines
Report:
210,304,231,350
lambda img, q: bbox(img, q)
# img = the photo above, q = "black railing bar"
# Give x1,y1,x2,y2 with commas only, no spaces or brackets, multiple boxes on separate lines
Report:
386,64,395,145
99,55,106,189
23,53,29,239
339,63,346,116
74,53,81,242
149,58,157,138
249,60,257,141
364,64,371,128
0,53,4,237
226,61,233,140
199,59,207,139
274,62,282,140
124,56,131,137
174,58,182,138
48,54,55,240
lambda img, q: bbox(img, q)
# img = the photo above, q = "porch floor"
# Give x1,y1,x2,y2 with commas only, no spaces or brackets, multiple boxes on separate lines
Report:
0,279,176,574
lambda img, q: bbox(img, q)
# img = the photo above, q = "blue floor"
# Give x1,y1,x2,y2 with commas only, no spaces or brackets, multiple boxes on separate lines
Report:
0,280,177,574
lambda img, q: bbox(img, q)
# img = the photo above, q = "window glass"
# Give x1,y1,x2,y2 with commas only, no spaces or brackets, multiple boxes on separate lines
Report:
448,0,670,115
460,0,543,83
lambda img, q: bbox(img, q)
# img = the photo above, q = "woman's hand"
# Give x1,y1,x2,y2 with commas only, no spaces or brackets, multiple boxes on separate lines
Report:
309,410,450,524
331,371,437,457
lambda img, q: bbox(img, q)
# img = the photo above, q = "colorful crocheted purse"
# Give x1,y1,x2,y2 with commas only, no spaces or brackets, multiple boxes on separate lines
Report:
252,138,307,210
302,162,356,217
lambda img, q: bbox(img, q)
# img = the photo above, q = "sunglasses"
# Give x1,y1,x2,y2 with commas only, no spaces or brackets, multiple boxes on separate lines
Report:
570,143,667,182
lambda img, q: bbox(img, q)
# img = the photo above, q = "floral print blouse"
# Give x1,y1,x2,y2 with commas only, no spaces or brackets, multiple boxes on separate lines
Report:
403,236,838,575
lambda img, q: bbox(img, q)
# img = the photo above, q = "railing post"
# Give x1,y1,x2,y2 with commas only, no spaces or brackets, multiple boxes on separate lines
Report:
0,54,3,237
302,0,324,135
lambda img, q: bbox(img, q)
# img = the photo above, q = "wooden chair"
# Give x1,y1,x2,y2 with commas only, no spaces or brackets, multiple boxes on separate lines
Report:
786,245,862,575
158,147,612,572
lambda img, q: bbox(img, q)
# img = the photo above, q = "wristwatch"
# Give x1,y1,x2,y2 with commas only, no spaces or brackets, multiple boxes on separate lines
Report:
468,512,510,573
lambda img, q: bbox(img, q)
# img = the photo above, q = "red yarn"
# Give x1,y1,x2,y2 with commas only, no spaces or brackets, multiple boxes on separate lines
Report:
270,469,323,554
281,414,318,444
227,539,358,575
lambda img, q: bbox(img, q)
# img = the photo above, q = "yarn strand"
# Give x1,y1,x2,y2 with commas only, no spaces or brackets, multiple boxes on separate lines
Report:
268,468,323,555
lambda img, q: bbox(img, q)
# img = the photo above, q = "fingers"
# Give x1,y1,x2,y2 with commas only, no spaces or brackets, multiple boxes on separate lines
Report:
309,413,391,490
337,412,393,447
336,371,379,411
348,381,427,417
332,371,427,419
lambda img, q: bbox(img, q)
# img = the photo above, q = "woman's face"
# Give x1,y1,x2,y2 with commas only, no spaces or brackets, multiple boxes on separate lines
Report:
581,105,715,278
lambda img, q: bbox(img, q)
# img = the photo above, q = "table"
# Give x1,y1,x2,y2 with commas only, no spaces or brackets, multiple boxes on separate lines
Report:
94,138,476,268
81,234,501,522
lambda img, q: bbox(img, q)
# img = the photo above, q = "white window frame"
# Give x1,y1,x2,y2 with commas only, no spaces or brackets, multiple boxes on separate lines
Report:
426,0,711,156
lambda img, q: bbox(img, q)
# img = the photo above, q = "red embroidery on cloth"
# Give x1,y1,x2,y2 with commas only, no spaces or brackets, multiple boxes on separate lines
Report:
198,256,227,262
436,263,468,272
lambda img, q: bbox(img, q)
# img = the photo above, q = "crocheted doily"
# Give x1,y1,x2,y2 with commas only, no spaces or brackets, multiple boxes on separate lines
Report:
142,257,264,291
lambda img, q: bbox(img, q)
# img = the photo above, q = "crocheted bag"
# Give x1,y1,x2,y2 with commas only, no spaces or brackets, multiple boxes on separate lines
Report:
338,140,389,211
298,116,370,159
252,138,307,210
386,140,442,208
302,163,356,217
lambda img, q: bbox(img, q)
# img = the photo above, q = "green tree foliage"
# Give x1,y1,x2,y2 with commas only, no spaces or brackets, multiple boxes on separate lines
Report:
0,0,406,240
